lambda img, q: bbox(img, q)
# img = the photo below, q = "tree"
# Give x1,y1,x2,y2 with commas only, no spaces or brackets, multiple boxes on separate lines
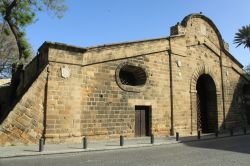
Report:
0,23,32,78
244,64,250,74
0,0,67,64
234,25,250,49
0,24,18,78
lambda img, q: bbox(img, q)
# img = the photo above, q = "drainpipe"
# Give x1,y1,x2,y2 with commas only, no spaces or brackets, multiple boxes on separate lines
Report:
168,37,174,136
219,51,226,129
42,65,49,143
41,47,50,144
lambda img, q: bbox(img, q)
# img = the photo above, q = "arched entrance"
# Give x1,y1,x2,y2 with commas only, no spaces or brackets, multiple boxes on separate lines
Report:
196,74,218,133
243,85,250,125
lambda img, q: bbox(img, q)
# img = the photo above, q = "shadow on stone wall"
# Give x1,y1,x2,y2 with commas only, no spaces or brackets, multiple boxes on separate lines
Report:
220,74,250,131
0,52,48,124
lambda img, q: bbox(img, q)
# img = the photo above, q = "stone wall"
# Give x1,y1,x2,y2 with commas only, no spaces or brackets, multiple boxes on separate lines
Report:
0,48,48,146
222,52,248,129
169,14,248,135
0,13,249,146
44,39,171,143
0,68,47,146
169,16,224,135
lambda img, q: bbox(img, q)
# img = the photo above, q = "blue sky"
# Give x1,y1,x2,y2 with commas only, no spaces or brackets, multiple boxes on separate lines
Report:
26,0,250,67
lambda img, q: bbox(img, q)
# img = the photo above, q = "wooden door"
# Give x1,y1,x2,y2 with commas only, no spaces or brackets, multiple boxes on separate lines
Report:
135,109,141,137
135,106,150,137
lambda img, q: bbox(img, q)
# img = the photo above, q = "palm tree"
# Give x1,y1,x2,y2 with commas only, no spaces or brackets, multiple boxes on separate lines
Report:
234,25,250,49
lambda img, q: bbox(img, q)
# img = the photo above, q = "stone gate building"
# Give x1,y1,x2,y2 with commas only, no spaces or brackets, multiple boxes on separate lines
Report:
0,13,250,145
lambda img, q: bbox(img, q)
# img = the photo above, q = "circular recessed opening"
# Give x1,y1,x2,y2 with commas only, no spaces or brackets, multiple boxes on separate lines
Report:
119,65,147,86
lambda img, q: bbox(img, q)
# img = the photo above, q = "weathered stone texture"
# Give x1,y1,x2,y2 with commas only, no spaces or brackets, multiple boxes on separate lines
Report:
45,44,170,143
0,68,47,146
0,13,249,145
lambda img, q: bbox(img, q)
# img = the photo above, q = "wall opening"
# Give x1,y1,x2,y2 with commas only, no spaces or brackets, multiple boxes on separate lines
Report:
196,74,218,133
119,65,146,86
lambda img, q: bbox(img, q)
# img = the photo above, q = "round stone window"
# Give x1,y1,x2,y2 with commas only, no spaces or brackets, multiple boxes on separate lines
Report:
119,65,147,86
116,62,148,92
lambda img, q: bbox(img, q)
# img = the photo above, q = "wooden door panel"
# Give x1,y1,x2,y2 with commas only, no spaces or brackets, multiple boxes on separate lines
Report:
145,109,150,136
140,109,146,136
135,106,151,137
135,110,141,137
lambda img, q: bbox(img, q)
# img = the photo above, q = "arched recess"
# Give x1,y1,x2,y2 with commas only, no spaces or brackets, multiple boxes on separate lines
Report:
190,65,221,134
190,65,220,92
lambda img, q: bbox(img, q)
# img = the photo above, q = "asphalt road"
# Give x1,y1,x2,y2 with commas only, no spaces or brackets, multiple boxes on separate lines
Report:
1,135,250,166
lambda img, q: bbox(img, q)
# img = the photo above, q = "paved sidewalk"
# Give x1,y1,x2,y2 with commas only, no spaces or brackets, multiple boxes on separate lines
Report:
0,130,248,159
0,137,177,158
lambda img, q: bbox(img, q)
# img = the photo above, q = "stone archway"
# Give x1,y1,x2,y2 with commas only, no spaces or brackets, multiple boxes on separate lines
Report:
196,74,218,133
190,65,221,134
